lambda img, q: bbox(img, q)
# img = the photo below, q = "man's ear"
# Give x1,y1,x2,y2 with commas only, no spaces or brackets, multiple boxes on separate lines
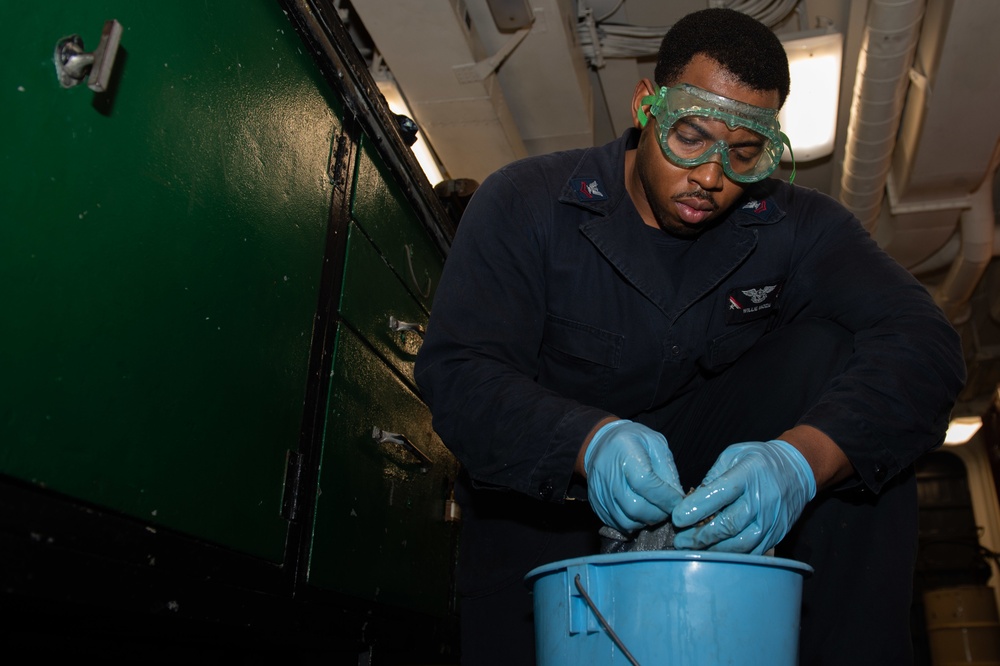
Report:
632,79,657,129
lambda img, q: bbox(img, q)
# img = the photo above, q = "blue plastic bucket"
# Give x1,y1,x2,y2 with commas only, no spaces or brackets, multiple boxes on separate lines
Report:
525,551,813,666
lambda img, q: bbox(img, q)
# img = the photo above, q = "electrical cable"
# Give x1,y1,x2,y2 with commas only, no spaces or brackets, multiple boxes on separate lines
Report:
576,0,801,67
594,0,625,23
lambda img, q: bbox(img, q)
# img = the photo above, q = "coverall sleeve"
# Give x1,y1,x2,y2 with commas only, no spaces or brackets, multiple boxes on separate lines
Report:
780,195,967,493
414,170,610,501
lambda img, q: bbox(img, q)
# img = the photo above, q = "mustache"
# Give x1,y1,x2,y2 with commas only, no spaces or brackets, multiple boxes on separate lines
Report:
672,189,719,210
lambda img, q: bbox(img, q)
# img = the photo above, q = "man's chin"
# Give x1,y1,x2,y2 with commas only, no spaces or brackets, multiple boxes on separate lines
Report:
656,217,708,239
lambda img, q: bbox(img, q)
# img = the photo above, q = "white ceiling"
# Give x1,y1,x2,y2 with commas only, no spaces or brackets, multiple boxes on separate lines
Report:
340,0,1000,417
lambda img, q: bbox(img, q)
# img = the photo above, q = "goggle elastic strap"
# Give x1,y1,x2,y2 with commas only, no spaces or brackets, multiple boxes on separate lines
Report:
637,94,657,128
780,131,796,184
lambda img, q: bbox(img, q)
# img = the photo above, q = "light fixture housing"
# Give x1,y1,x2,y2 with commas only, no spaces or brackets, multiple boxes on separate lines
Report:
779,30,844,163
375,77,445,186
485,0,534,31
944,416,983,446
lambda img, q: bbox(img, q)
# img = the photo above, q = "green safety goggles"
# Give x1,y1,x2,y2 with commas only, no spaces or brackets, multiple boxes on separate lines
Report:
638,84,795,183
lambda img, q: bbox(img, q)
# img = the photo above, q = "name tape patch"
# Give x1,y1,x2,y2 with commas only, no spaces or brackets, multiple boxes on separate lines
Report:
726,280,783,324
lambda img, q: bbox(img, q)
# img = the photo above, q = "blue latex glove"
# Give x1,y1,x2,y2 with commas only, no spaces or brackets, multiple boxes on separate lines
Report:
584,419,685,533
672,440,816,555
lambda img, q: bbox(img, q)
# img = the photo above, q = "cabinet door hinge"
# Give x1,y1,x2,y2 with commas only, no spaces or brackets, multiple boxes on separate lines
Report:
327,131,350,188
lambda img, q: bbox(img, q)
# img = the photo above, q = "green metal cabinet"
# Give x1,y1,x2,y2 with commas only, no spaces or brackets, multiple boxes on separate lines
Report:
1,0,342,560
309,137,457,616
0,0,459,655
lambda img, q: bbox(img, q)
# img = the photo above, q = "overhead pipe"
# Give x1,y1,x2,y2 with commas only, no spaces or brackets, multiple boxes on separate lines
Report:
909,215,1000,277
839,0,925,232
932,139,1000,325
908,234,961,276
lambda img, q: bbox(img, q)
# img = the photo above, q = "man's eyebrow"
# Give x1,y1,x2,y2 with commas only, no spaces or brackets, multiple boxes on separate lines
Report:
676,117,764,148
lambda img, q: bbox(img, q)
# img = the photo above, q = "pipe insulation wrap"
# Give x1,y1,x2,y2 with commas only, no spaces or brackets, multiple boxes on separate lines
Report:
933,140,1000,323
839,0,926,231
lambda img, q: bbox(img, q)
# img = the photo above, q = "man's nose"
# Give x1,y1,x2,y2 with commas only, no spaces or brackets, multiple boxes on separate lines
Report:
689,154,725,190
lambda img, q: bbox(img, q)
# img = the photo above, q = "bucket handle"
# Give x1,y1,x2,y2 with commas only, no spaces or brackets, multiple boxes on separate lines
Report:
573,573,642,666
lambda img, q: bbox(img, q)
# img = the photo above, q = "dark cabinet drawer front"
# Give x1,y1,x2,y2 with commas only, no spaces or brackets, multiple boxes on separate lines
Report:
339,222,427,386
351,138,444,313
309,325,458,616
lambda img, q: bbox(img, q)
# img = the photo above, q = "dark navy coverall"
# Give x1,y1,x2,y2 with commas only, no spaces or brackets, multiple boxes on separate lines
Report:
414,129,966,665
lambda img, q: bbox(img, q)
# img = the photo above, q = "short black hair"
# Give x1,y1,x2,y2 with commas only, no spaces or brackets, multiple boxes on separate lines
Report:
654,8,790,107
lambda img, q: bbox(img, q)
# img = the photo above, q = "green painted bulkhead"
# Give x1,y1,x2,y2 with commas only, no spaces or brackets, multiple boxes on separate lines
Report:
1,0,459,659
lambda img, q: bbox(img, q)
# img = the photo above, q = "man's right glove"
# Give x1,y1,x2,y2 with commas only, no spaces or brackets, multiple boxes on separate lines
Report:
584,419,685,533
671,439,816,555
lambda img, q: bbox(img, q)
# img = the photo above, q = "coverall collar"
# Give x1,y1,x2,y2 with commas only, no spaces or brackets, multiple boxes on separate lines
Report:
558,129,787,226
560,130,788,320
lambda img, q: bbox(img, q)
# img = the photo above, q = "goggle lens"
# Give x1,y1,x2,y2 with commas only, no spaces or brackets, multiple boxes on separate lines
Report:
639,84,794,183
660,116,780,183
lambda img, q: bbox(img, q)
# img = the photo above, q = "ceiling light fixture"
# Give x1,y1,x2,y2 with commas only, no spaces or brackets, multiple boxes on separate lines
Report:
375,77,445,186
779,30,844,163
943,416,983,446
485,0,534,31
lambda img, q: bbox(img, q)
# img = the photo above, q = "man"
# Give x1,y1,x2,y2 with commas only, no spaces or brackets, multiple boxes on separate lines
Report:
414,7,965,665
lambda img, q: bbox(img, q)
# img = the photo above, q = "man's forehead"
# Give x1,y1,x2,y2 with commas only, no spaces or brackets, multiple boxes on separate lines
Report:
670,54,781,110
675,115,768,141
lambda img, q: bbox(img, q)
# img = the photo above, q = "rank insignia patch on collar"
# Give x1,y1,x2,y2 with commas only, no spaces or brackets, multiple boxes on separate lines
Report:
570,178,607,202
726,280,783,324
740,198,773,220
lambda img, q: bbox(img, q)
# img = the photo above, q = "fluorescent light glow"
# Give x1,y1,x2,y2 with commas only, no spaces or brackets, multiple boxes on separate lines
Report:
944,416,983,445
375,79,444,186
779,31,843,162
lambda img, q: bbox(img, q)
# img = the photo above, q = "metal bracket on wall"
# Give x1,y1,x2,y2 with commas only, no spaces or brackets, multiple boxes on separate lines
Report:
452,26,531,84
372,426,433,470
54,19,123,92
388,315,425,338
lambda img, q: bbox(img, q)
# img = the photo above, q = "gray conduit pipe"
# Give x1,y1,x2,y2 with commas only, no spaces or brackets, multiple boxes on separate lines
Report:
909,223,1000,277
933,140,1000,325
909,233,962,275
839,0,925,232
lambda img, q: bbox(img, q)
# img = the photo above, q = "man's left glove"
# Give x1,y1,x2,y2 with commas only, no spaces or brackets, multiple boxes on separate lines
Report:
584,419,686,534
671,439,816,555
